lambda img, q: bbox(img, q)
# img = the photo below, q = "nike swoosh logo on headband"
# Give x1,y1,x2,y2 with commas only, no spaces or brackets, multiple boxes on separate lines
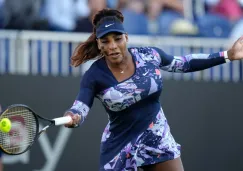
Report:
105,23,114,27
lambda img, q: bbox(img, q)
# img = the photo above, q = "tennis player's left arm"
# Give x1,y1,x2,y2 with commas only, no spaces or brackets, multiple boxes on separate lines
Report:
153,47,230,73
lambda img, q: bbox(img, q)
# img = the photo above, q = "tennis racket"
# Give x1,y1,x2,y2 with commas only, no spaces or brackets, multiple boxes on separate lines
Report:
0,104,72,155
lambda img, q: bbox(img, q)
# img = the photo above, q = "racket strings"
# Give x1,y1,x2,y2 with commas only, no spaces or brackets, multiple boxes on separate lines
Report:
0,106,37,154
0,109,36,153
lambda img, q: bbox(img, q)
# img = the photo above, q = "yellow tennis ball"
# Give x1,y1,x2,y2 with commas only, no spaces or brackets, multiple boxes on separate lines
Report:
0,118,12,133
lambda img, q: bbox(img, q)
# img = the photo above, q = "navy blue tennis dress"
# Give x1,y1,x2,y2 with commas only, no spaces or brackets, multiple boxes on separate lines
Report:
68,47,226,170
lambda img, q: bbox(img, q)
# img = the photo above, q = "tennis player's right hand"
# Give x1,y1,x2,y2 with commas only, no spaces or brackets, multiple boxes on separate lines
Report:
64,111,81,128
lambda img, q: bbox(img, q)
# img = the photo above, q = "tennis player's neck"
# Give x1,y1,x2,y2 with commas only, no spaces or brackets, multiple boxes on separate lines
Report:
107,52,131,70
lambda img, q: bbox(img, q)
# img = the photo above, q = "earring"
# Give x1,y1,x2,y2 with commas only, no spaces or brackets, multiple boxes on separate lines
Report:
100,52,105,57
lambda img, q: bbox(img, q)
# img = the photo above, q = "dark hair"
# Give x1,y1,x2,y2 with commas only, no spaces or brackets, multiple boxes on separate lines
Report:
71,9,124,67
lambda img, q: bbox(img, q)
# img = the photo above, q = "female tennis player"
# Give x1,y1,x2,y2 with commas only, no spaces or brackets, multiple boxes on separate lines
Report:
64,9,243,171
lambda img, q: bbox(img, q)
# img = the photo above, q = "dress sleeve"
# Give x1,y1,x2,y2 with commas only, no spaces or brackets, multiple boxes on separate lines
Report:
66,69,96,124
152,47,228,73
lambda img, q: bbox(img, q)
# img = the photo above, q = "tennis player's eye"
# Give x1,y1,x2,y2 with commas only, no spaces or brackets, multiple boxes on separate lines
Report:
115,37,122,41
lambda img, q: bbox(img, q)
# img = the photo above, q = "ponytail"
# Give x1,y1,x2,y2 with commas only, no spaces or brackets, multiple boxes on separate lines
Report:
71,33,100,67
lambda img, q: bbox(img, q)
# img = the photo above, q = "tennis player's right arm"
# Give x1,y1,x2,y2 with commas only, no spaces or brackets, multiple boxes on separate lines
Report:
64,70,96,128
64,100,91,127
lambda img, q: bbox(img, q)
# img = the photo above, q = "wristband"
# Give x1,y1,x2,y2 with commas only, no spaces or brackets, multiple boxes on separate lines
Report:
224,51,230,63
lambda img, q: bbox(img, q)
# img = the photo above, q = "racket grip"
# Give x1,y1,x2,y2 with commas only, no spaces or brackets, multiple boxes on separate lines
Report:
53,116,72,126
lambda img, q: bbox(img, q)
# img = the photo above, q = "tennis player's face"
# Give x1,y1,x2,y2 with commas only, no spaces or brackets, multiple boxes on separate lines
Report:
98,33,128,64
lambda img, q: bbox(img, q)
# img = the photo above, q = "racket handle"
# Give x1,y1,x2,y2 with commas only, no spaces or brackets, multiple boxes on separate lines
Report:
53,116,72,126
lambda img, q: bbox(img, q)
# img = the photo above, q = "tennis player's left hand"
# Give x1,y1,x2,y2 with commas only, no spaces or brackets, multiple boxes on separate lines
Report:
228,36,243,61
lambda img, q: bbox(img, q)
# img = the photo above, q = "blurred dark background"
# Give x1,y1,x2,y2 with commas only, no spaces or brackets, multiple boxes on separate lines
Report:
1,0,243,39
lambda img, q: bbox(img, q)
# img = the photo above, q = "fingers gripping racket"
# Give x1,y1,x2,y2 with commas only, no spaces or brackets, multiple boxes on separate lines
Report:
0,104,72,155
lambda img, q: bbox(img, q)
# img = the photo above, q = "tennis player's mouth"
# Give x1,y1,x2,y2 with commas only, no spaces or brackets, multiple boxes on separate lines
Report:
109,52,121,58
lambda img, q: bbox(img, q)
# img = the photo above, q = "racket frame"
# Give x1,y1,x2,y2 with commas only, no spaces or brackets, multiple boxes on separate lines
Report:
0,104,56,155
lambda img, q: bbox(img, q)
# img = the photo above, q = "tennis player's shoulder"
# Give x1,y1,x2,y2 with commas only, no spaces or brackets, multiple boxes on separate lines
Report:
130,46,159,55
130,46,161,63
82,58,102,77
